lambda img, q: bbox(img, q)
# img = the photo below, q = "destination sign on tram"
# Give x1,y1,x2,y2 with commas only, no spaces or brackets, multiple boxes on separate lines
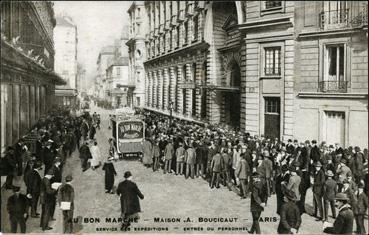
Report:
118,121,144,139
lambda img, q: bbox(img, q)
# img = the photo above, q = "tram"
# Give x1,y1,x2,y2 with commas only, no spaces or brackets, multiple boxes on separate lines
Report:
110,108,144,158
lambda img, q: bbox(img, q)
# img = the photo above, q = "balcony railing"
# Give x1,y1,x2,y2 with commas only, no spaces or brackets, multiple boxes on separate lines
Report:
177,10,185,22
319,81,348,93
165,19,171,30
351,5,368,27
320,9,349,29
186,3,194,17
171,15,178,26
159,24,165,35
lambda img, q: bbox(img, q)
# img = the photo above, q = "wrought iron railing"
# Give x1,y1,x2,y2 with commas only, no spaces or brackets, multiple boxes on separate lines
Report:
351,5,368,27
318,81,348,93
186,3,194,17
177,10,185,22
320,9,349,29
171,15,178,26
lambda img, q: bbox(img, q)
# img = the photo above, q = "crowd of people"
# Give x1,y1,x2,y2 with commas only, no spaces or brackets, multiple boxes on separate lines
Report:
2,108,102,233
136,110,368,234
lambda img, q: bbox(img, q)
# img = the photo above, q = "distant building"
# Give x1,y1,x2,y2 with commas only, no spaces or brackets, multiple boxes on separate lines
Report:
96,46,115,101
127,1,147,108
53,15,78,107
1,1,65,153
106,56,130,108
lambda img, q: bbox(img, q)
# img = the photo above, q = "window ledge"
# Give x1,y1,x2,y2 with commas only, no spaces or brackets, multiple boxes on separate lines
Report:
260,76,281,79
261,7,284,16
298,92,368,99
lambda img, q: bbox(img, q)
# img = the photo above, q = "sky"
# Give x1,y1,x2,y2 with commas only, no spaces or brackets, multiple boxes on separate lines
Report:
53,1,131,81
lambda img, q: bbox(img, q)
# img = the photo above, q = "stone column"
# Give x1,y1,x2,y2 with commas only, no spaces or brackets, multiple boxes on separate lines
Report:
6,84,12,147
152,71,157,108
29,85,35,127
177,65,183,114
163,68,169,110
12,83,20,143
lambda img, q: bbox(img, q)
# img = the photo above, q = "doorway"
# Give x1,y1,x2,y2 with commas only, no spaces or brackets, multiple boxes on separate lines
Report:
264,97,280,140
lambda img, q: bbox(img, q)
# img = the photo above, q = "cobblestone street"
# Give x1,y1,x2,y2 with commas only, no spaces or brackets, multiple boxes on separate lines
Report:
1,105,368,234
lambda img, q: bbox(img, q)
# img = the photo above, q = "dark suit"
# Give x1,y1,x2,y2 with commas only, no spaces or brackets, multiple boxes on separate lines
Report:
249,180,267,234
14,143,24,176
277,201,301,234
310,146,321,163
7,193,28,233
40,177,56,230
43,147,55,176
58,183,75,233
102,162,117,191
313,169,325,219
355,192,368,234
323,205,353,234
116,180,144,216
27,169,42,216
49,165,62,219
276,172,290,215
324,178,337,220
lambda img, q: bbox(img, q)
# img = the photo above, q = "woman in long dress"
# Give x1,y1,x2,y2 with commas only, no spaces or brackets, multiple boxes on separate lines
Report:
102,157,117,193
90,141,102,170
142,138,153,167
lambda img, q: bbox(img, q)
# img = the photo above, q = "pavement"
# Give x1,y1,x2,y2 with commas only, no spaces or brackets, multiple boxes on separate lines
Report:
1,104,368,234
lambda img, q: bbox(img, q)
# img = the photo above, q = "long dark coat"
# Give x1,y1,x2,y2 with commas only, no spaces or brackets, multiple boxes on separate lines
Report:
58,183,75,210
250,180,266,212
102,162,117,190
276,172,290,214
313,169,326,197
116,180,144,216
27,170,42,196
7,193,28,218
277,201,301,234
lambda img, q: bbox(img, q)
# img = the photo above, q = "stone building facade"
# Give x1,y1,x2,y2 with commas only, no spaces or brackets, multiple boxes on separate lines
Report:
293,1,368,147
1,1,65,153
96,46,115,100
140,1,368,147
127,1,147,108
143,1,245,126
54,15,78,107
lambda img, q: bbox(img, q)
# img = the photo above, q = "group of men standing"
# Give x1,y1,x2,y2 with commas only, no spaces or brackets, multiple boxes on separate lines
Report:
3,108,80,233
139,110,368,234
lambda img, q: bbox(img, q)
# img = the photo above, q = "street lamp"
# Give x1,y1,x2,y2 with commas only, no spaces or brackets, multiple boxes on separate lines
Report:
169,101,174,127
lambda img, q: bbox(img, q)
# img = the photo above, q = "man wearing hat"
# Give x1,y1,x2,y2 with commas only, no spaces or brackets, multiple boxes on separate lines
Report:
312,161,325,221
355,182,368,234
3,146,17,190
49,158,62,220
7,186,28,233
276,164,290,215
26,161,43,218
323,193,354,234
323,170,337,221
336,158,351,183
310,140,321,164
14,138,26,176
353,146,364,183
79,141,92,172
40,170,56,231
58,175,75,233
43,139,55,175
277,189,301,234
248,172,266,234
286,166,301,208
116,171,144,231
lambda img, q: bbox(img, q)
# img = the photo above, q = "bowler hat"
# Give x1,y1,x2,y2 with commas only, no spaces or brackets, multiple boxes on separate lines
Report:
340,158,347,164
342,179,350,184
65,175,73,182
326,170,334,177
281,164,289,172
315,161,322,167
289,166,297,172
312,140,317,144
252,172,260,178
34,161,43,169
124,171,132,178
46,169,54,176
335,193,349,201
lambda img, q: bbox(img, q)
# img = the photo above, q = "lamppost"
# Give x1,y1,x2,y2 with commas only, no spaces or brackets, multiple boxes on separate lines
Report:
169,101,174,127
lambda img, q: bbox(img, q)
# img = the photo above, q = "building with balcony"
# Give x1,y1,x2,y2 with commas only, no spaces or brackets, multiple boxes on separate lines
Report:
106,56,130,108
143,1,245,127
294,1,368,148
1,1,66,154
127,1,147,108
141,1,367,148
53,15,78,107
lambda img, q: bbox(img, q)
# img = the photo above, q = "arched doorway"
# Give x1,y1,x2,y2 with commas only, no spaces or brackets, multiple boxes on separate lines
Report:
224,61,241,128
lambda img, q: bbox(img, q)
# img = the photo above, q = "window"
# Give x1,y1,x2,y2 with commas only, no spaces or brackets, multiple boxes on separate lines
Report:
264,47,281,76
184,21,189,45
321,44,347,92
169,30,173,50
136,97,140,106
137,8,141,18
193,15,199,42
191,63,196,81
182,64,187,81
176,26,180,48
137,71,140,82
162,35,166,53
265,1,282,9
265,97,280,114
323,111,345,147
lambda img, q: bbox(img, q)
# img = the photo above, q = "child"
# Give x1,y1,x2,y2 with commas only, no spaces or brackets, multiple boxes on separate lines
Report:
102,157,117,193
